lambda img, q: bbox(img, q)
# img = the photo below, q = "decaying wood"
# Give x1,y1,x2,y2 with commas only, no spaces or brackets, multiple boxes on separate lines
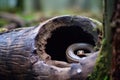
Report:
0,15,100,80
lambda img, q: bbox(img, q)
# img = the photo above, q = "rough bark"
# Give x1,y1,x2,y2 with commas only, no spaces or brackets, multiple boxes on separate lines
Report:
88,0,120,80
111,0,120,80
0,15,100,80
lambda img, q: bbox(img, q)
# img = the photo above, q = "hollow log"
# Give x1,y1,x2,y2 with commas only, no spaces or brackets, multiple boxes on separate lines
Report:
0,15,100,80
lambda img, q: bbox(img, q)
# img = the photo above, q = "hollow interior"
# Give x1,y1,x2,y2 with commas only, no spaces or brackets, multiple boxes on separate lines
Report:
45,25,95,62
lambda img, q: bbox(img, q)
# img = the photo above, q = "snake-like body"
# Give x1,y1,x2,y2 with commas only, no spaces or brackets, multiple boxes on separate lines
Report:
66,43,95,63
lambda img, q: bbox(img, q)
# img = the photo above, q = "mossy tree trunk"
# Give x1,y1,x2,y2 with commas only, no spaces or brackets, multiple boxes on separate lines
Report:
88,0,120,80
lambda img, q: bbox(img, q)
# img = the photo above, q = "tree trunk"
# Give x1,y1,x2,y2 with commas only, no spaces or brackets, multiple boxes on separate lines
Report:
111,0,120,80
88,0,120,80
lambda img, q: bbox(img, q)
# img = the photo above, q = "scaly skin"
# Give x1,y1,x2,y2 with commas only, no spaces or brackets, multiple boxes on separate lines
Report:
66,43,95,63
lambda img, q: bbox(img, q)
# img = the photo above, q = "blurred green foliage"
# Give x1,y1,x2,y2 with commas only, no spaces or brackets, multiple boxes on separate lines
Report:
0,0,103,32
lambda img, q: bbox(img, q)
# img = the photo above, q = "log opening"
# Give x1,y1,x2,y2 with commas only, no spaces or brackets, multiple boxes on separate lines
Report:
0,15,101,80
45,25,95,62
35,16,99,63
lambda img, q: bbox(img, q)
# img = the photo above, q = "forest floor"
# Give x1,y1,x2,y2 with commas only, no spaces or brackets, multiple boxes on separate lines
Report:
0,10,103,33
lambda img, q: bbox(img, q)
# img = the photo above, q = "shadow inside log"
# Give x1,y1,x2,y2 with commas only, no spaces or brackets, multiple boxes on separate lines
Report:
45,25,95,62
35,16,99,64
0,15,101,80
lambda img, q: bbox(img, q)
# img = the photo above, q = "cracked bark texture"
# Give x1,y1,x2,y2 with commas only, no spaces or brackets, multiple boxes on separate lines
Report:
0,15,99,80
88,0,120,80
111,0,120,80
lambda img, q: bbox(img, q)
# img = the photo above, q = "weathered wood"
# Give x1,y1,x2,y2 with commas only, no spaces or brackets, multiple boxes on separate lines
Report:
0,15,100,80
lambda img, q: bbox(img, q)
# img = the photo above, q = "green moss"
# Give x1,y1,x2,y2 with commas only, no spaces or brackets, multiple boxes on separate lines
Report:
0,19,9,27
89,17,103,32
88,39,112,80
